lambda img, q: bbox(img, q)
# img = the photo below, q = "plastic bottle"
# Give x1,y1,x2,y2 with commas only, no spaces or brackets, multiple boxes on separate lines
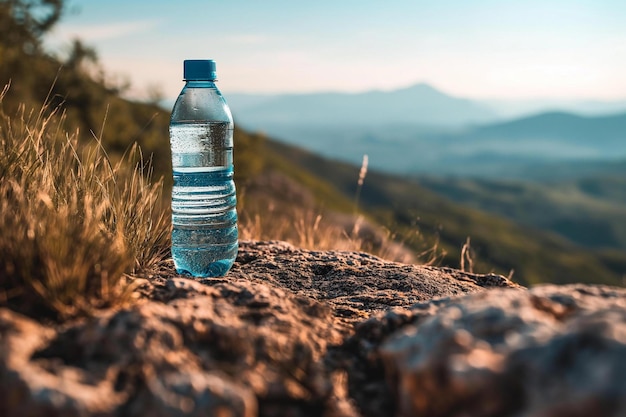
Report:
169,59,238,277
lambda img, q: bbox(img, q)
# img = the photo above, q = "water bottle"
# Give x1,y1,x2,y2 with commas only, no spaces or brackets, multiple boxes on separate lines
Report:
169,59,238,277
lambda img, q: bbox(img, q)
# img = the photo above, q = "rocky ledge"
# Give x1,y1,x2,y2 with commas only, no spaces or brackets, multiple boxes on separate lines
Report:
1,241,625,417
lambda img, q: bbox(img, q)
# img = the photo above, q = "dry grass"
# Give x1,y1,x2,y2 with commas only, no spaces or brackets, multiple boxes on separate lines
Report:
239,209,368,253
460,237,474,273
0,86,169,319
237,155,444,265
238,204,441,265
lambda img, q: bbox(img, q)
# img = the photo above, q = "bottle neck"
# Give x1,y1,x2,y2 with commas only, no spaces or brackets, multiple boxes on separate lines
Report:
184,80,217,88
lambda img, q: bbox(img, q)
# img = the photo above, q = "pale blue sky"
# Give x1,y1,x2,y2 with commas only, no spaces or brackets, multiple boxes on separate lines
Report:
47,0,626,101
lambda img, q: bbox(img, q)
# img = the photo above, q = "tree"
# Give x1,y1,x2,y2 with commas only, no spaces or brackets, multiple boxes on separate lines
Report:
0,0,64,54
65,38,98,70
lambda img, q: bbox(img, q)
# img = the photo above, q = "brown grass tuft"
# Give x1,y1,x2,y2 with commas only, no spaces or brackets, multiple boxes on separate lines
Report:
0,86,169,320
239,205,426,264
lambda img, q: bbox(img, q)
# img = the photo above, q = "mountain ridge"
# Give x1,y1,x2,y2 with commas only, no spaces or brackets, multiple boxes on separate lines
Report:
226,82,626,129
471,110,626,144
228,82,497,127
238,106,626,179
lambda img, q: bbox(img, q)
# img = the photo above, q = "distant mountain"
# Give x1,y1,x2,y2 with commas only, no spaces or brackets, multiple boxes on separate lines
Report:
228,83,497,128
468,111,626,149
228,108,626,180
434,111,626,168
227,83,626,130
486,98,626,119
418,111,626,181
225,82,626,179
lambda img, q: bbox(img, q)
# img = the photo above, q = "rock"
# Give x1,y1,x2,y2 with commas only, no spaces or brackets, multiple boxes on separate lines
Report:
345,284,626,417
228,241,517,324
12,240,617,417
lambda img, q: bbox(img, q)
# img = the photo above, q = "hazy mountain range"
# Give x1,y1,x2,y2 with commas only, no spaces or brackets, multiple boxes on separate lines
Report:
228,83,496,127
227,82,626,128
231,110,626,179
225,83,626,179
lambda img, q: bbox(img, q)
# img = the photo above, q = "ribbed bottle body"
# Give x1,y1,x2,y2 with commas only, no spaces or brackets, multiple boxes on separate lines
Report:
169,77,237,277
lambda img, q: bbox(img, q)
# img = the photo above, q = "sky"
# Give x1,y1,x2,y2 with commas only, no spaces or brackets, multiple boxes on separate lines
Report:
45,0,626,103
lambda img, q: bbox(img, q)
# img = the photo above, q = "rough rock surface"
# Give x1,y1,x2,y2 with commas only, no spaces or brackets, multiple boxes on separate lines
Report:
346,284,626,417
1,241,625,417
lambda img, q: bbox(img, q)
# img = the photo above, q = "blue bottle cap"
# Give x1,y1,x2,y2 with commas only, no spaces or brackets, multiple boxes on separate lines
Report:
183,60,217,81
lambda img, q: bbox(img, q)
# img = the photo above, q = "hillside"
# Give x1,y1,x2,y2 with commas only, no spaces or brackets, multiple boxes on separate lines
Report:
262,140,626,287
418,176,626,250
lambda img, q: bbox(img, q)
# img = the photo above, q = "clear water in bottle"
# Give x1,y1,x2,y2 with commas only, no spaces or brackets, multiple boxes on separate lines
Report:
170,121,238,277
